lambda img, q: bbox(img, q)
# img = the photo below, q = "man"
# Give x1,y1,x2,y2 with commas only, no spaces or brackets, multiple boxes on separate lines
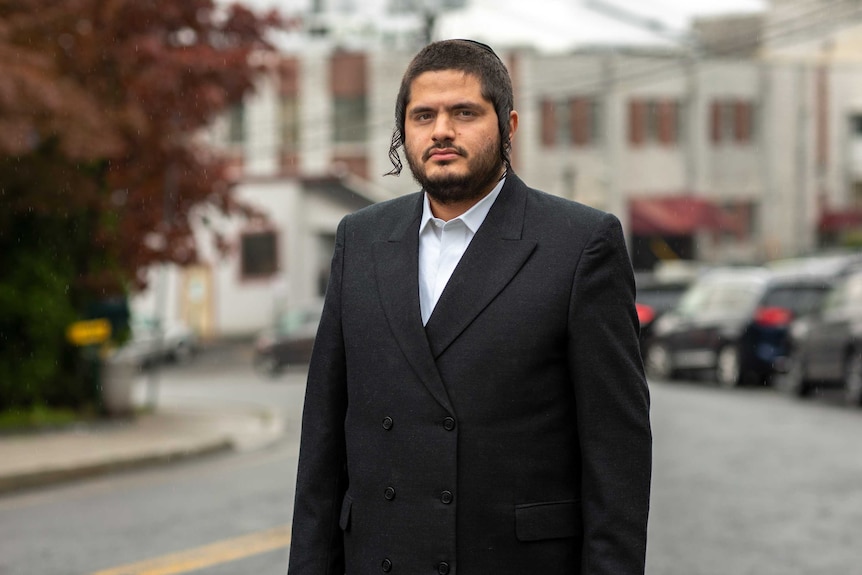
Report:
288,39,651,575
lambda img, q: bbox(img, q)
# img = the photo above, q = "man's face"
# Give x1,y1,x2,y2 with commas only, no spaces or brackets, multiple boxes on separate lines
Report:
403,70,512,206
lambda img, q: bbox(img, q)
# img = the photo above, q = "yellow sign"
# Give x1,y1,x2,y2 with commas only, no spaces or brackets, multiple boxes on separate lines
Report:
66,319,112,346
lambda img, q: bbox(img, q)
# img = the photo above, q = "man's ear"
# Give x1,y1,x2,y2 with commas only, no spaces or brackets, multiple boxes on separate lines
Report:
508,110,519,141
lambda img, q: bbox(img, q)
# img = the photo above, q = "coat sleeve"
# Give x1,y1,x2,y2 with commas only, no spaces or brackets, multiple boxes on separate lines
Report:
567,212,652,575
288,217,349,575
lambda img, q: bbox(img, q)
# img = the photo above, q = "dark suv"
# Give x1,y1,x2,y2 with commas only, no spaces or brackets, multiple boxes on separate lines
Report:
643,267,834,387
776,268,862,406
634,272,693,354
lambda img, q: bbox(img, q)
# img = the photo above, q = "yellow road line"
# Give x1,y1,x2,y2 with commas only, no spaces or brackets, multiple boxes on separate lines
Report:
89,525,291,575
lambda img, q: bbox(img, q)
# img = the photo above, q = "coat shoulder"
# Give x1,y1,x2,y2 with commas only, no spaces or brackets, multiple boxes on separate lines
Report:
521,183,618,239
337,191,422,241
346,191,421,224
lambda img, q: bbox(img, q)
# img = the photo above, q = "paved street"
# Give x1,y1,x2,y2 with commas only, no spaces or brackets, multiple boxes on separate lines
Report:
1,345,861,574
648,379,862,575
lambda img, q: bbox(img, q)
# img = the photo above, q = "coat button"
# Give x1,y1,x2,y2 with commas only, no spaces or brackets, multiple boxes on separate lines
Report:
384,486,396,500
438,561,450,575
381,558,392,572
441,490,453,504
443,417,456,431
382,416,393,430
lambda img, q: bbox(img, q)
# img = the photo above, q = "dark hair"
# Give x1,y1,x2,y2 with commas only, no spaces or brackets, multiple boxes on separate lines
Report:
385,39,514,176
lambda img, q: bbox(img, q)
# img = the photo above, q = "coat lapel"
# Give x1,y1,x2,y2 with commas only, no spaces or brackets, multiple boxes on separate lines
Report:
424,175,537,359
373,194,453,412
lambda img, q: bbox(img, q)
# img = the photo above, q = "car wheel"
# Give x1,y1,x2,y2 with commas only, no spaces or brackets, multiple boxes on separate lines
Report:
779,353,811,398
645,343,673,381
843,351,862,407
715,345,742,388
172,341,195,365
253,353,282,378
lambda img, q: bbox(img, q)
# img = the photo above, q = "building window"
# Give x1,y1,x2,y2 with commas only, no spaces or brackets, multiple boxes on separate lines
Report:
333,95,368,143
555,100,572,146
240,230,278,279
227,104,245,145
330,52,368,145
279,58,301,153
629,98,680,147
317,233,337,296
280,95,300,152
590,99,604,145
852,181,862,208
718,200,757,240
541,96,602,148
711,99,756,145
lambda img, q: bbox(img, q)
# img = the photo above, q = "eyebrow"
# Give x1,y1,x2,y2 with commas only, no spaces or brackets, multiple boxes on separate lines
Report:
408,101,484,115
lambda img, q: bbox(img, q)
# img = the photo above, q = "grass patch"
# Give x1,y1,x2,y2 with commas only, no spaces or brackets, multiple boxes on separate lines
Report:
0,404,96,433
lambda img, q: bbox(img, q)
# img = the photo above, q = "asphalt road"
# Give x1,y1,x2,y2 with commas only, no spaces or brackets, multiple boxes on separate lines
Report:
1,344,860,574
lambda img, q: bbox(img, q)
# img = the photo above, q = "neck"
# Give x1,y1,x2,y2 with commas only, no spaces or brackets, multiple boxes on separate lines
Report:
428,196,483,222
427,170,506,221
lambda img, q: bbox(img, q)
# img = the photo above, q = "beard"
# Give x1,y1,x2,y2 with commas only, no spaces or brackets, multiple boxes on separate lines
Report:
405,137,503,205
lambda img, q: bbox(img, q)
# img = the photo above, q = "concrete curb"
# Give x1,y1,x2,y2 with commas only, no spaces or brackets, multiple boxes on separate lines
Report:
0,406,286,496
0,439,233,495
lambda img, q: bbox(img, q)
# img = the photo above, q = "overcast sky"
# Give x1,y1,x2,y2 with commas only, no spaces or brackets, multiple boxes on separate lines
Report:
436,0,767,52
238,0,767,52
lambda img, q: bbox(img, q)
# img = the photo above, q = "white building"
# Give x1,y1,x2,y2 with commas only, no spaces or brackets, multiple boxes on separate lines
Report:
136,1,862,339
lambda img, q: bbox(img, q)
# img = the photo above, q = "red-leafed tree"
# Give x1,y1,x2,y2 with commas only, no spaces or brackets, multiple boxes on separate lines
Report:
0,0,282,410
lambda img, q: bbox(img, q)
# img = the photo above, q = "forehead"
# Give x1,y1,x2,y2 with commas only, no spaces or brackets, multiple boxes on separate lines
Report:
407,70,488,107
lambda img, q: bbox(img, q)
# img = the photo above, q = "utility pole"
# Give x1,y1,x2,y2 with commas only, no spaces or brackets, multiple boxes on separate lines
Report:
582,0,698,50
413,0,466,46
583,0,703,195
147,113,180,410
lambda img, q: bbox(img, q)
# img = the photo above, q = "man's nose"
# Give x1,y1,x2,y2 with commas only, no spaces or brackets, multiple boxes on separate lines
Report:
431,114,456,142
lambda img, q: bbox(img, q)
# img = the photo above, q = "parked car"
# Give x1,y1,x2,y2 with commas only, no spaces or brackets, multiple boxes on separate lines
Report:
643,266,835,387
124,315,199,369
635,272,694,353
775,268,862,406
253,301,323,377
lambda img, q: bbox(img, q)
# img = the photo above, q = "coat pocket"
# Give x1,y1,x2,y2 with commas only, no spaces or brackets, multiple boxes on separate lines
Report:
339,494,353,531
514,499,582,542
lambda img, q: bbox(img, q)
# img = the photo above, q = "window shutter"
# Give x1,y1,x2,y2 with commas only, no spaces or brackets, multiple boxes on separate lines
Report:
541,99,556,147
279,57,300,96
571,98,590,146
658,100,677,145
629,100,645,146
710,101,722,144
735,101,751,143
330,52,366,97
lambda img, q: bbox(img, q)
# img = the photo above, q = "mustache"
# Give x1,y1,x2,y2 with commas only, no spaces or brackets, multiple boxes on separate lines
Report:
422,142,466,161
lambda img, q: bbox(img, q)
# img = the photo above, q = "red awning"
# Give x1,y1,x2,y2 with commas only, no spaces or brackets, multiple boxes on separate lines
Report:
818,209,862,233
629,196,726,236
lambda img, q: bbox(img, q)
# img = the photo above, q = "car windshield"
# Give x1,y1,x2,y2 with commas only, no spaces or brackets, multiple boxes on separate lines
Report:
275,307,322,335
676,276,763,316
636,286,689,313
761,285,830,315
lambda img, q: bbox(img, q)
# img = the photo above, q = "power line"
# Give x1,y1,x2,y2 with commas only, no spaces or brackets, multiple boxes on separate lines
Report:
222,0,862,159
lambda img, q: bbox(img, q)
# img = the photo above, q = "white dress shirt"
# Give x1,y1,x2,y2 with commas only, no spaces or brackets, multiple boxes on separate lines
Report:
418,178,506,325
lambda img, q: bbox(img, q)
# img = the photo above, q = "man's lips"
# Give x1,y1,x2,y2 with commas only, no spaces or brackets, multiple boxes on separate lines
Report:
424,147,462,162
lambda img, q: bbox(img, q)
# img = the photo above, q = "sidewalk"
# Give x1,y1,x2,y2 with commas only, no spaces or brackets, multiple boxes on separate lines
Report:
0,393,285,496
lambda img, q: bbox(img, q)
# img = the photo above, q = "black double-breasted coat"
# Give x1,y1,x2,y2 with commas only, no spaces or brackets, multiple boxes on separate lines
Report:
288,173,652,575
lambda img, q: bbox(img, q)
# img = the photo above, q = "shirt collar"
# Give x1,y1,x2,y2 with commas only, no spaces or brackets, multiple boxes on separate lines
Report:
419,177,506,234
